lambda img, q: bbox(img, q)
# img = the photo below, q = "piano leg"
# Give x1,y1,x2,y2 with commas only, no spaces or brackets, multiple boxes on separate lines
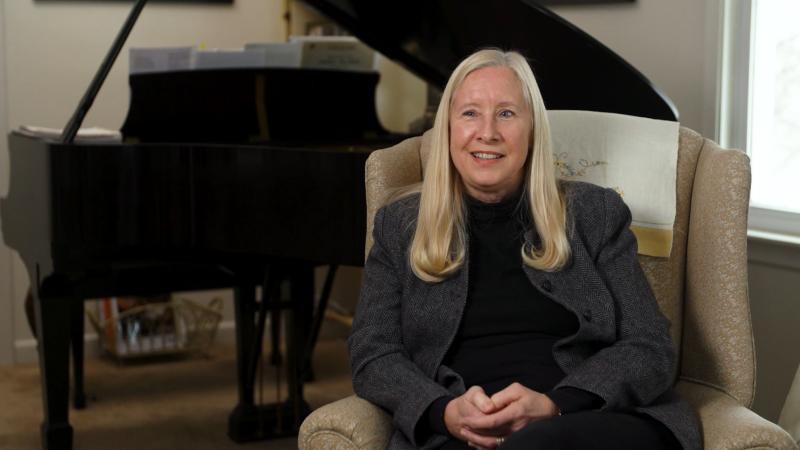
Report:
227,265,312,442
228,281,259,442
269,299,282,365
70,300,87,410
301,264,338,382
33,292,74,450
287,266,313,428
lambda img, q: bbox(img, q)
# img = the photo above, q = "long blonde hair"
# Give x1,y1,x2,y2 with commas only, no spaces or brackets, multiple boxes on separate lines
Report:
409,49,571,282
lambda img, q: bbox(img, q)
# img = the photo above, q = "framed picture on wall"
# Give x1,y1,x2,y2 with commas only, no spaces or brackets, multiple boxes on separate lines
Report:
536,0,634,4
36,0,234,3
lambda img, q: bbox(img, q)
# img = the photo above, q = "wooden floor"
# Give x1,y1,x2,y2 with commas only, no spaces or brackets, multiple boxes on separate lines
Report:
0,339,353,450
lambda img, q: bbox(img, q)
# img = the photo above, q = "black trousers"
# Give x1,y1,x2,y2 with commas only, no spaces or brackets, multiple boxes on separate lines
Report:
439,411,682,450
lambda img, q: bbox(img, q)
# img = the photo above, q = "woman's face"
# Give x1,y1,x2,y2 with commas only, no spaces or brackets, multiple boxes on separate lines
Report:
449,66,532,203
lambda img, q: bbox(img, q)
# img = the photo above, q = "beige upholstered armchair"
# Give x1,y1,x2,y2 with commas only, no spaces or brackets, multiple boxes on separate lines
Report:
299,127,798,450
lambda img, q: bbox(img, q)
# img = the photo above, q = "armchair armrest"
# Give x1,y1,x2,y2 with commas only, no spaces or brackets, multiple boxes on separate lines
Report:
299,395,392,450
677,380,798,450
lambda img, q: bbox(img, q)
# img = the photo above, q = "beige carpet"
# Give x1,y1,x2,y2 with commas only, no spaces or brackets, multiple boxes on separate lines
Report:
0,339,353,450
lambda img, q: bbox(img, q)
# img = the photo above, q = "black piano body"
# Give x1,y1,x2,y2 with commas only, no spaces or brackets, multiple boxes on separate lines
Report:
2,67,403,450
0,1,678,449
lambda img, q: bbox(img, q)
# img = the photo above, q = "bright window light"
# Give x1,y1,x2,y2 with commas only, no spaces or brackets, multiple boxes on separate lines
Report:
749,0,800,214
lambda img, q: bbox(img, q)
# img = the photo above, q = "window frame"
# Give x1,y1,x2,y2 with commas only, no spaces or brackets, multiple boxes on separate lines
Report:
718,0,800,240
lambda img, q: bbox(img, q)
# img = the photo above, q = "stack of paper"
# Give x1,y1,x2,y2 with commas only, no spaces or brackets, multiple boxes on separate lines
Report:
129,36,376,74
17,125,122,143
129,46,193,75
288,36,375,71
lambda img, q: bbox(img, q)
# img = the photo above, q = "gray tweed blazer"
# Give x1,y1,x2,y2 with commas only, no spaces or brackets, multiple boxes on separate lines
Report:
348,181,701,450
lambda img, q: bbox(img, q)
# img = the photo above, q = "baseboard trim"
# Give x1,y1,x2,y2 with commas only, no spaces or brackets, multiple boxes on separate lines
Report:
749,236,800,271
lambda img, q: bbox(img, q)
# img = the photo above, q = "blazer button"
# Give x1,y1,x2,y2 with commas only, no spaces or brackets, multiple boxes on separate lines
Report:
541,280,553,292
582,310,593,322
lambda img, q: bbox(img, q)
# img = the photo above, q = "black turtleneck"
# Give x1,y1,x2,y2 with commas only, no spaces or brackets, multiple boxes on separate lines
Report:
419,190,602,440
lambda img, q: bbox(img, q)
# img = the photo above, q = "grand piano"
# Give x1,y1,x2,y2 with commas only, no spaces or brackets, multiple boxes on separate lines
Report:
0,1,677,449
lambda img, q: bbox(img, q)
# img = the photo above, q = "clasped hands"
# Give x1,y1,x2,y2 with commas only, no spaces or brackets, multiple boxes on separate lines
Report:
443,383,559,449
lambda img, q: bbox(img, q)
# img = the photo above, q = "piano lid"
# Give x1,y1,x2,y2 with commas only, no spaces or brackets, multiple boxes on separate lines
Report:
303,0,678,121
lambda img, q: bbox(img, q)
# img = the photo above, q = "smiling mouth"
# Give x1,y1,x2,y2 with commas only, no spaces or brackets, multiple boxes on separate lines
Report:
471,152,504,160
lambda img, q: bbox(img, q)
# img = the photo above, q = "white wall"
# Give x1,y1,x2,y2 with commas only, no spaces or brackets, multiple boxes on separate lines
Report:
549,0,715,137
0,0,15,366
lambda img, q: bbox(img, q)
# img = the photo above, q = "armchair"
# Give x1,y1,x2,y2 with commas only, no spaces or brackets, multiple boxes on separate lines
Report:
299,127,798,449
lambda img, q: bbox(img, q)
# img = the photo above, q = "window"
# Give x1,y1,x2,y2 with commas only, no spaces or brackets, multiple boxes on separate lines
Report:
720,0,800,238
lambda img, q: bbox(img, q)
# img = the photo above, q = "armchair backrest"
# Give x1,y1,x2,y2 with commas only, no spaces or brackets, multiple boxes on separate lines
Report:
363,126,754,407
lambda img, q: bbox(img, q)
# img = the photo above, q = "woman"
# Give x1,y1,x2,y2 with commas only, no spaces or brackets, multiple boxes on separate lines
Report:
348,49,701,450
